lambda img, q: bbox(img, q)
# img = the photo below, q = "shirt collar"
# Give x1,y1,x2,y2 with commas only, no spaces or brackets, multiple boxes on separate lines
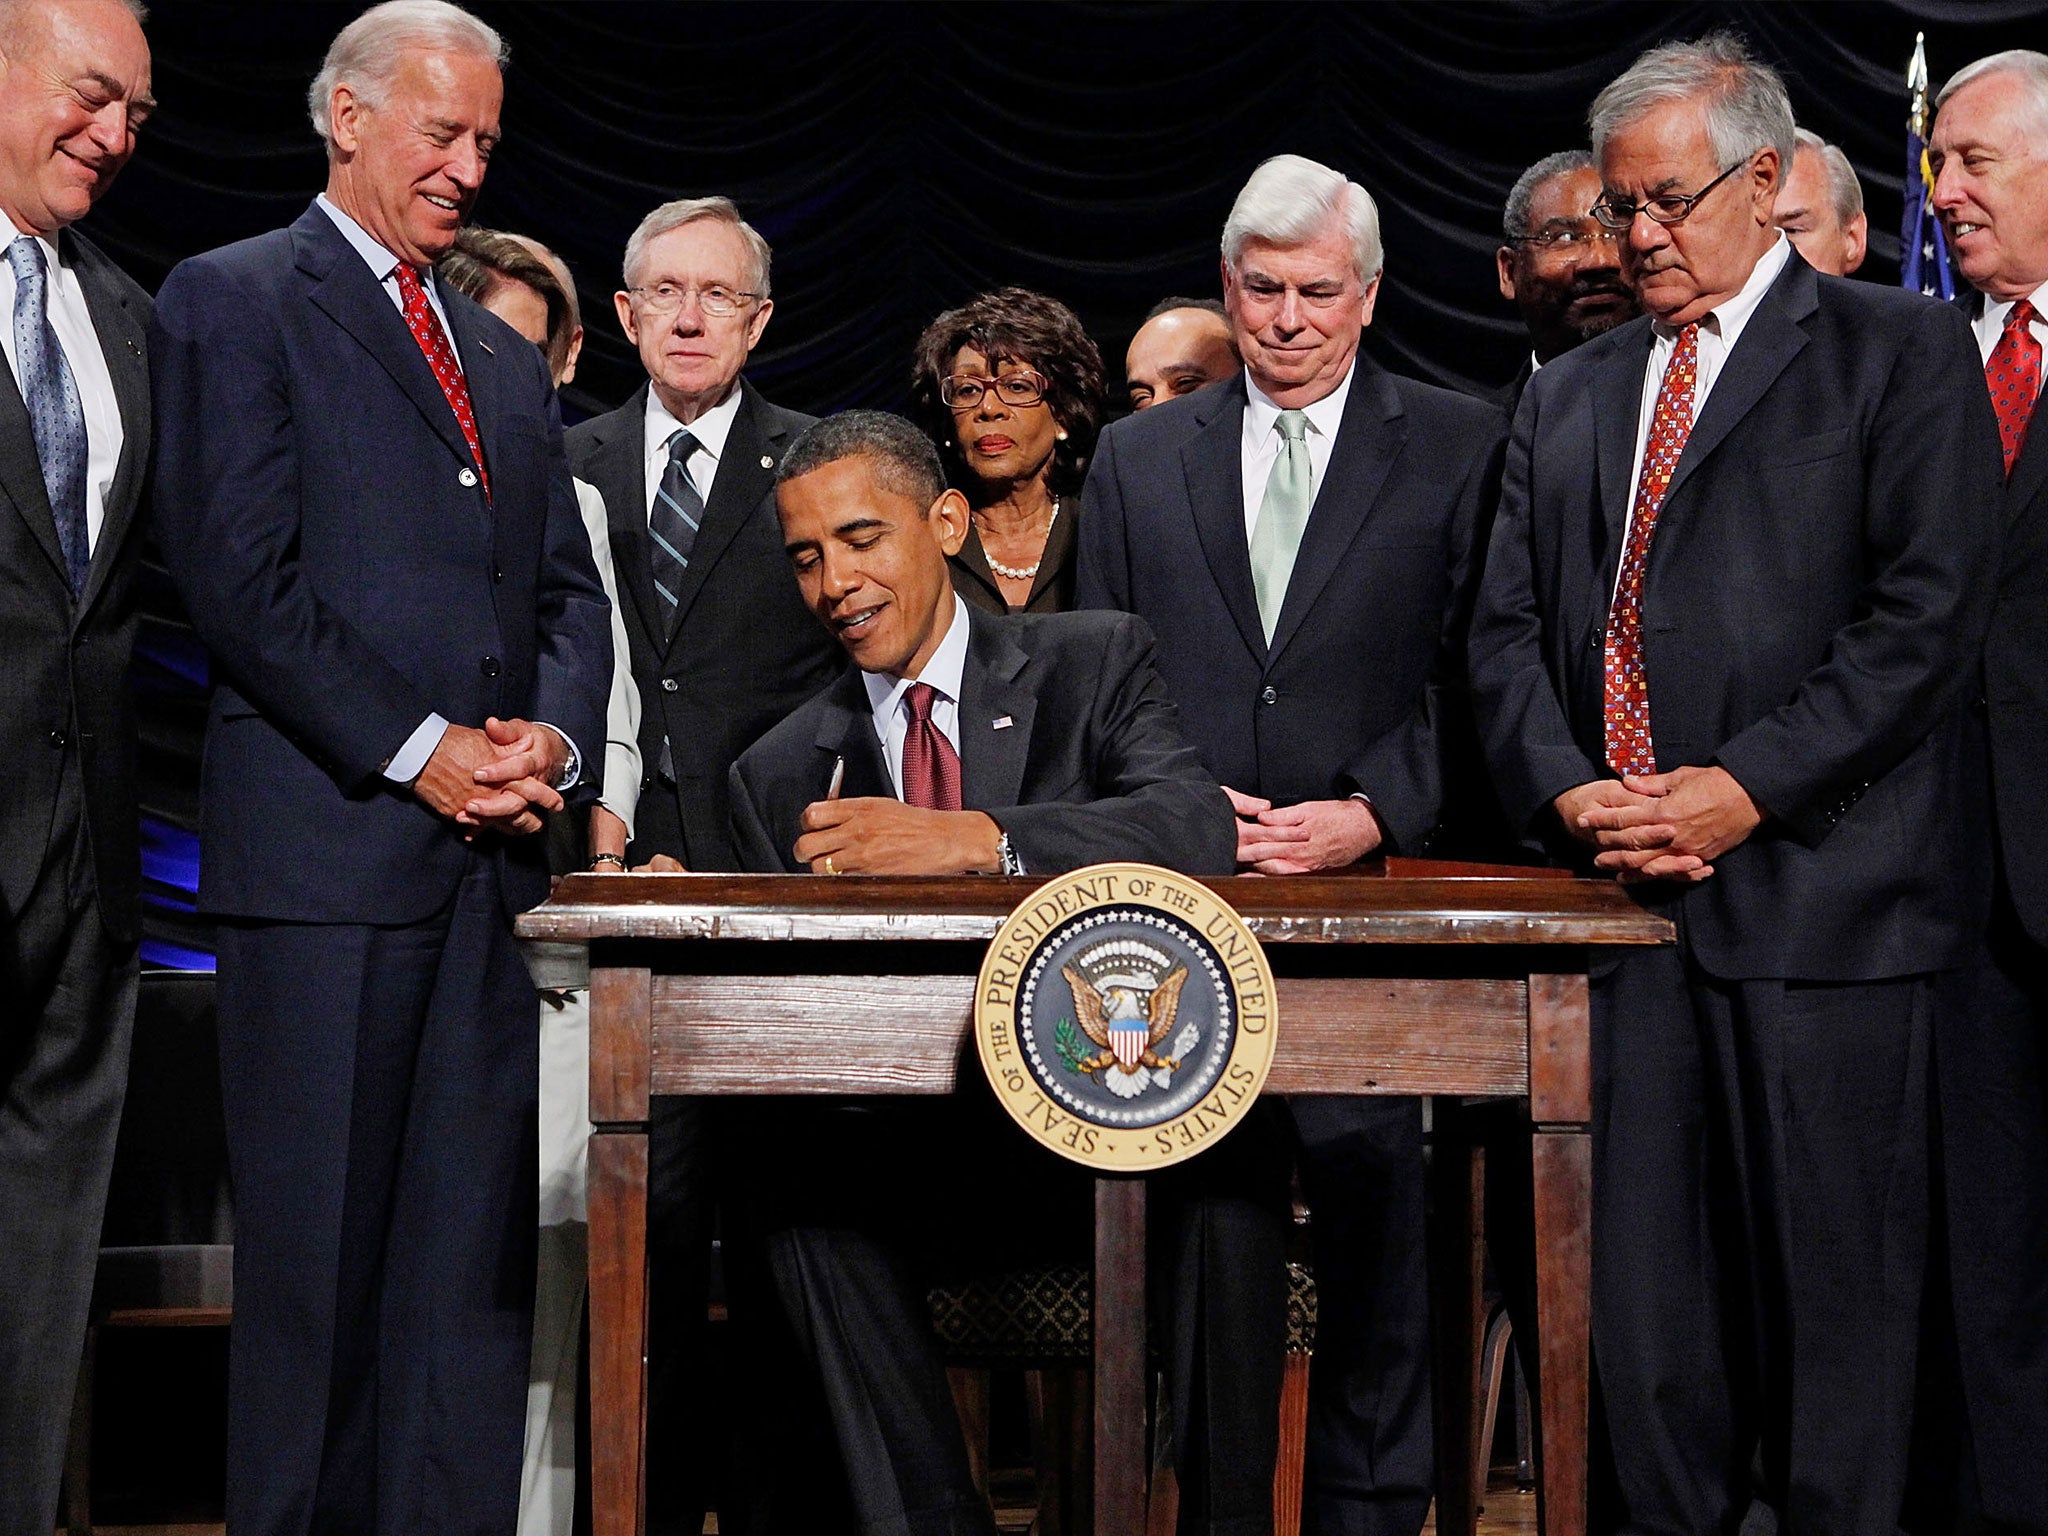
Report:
863,590,972,721
644,379,745,466
316,193,433,293
1985,277,2048,332
1650,231,1791,348
1243,357,1356,445
3,216,61,274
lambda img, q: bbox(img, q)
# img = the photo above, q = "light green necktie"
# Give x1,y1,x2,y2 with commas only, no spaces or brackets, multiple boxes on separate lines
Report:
1249,408,1312,642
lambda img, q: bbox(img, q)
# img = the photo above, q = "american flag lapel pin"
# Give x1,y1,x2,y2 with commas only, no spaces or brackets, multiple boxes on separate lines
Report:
993,715,1014,730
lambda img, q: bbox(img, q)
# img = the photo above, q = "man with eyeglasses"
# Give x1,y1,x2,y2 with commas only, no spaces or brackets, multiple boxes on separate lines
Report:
1078,153,1506,1536
566,196,842,1534
1468,34,2000,1534
1494,150,1638,415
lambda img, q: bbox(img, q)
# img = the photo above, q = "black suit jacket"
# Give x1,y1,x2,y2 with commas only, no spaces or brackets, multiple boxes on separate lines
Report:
728,607,1235,878
150,202,612,924
0,228,151,943
567,379,843,871
1982,297,2048,946
1074,359,1506,854
1470,251,2003,980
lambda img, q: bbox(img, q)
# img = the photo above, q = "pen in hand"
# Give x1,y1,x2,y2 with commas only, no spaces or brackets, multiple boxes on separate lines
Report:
826,755,845,801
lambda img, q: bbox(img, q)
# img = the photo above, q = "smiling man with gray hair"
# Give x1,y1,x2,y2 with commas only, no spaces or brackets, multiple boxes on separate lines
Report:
1470,32,2002,1535
1079,153,1505,1536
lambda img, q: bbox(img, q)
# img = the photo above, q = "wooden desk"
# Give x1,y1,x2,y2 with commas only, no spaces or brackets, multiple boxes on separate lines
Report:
518,864,1669,1536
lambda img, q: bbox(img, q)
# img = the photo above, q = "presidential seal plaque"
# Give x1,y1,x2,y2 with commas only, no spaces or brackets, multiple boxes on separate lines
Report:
975,863,1278,1172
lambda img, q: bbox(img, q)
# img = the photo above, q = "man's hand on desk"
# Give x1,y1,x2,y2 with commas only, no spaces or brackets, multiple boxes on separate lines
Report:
1556,766,1760,884
794,797,1002,875
1225,787,1382,875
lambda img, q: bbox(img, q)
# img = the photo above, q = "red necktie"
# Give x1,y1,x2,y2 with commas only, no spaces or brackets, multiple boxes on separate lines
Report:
900,682,962,812
392,262,491,502
1987,299,2041,477
1605,323,1699,779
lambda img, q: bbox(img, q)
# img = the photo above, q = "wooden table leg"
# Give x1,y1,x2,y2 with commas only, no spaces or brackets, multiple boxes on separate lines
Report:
588,1126,650,1536
1094,1176,1147,1535
1531,1130,1590,1536
1429,1111,1486,1536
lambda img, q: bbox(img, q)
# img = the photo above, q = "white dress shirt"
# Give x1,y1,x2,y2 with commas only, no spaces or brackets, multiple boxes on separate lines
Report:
0,221,123,555
863,593,969,800
1973,277,2048,408
1624,233,1793,514
642,383,743,525
1239,361,1355,542
315,195,580,790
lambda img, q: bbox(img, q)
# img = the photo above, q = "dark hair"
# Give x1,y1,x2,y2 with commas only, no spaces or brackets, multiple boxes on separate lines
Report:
439,227,573,378
1502,149,1596,239
779,411,947,509
1144,294,1228,323
909,287,1105,499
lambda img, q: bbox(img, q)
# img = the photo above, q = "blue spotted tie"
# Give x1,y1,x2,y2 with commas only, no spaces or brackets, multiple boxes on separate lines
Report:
10,236,89,597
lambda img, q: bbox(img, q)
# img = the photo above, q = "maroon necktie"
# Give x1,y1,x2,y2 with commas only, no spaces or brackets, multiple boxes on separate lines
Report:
900,682,962,811
1987,299,2041,477
1604,323,1699,779
393,262,491,502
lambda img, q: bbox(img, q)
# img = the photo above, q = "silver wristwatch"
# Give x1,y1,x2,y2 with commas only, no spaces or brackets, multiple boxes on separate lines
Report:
997,832,1026,877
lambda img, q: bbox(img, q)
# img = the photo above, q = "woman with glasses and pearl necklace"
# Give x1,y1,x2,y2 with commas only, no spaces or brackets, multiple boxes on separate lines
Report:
910,287,1105,615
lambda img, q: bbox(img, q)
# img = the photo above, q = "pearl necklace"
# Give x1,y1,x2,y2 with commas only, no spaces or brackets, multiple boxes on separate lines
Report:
981,499,1060,582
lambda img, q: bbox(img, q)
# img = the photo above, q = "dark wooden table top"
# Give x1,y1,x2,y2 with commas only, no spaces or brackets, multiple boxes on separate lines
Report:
518,859,1673,949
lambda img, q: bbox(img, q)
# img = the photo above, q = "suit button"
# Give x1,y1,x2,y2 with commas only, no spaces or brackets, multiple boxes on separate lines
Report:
1260,686,1278,705
48,729,66,748
661,678,679,693
493,568,504,583
480,655,500,677
459,467,479,488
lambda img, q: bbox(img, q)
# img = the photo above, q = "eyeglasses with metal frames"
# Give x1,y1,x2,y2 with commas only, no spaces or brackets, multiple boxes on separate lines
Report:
1505,225,1625,249
1589,159,1747,231
940,371,1050,410
628,282,759,318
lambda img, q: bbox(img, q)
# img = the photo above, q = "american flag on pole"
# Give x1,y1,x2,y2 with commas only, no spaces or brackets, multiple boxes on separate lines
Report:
1900,32,1955,300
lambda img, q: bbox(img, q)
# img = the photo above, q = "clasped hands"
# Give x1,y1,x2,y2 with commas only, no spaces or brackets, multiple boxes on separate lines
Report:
1553,764,1761,884
413,716,570,837
1224,787,1382,874
793,797,1002,875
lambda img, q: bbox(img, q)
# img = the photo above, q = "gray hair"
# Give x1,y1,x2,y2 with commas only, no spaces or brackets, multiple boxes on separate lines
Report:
778,411,945,509
1937,50,2048,151
1222,154,1384,283
308,1,507,148
1503,149,1596,240
1792,128,1864,226
1589,33,1796,175
622,196,773,299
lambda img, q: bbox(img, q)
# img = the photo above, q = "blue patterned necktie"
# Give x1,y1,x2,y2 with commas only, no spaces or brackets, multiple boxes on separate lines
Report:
10,236,89,597
650,427,703,640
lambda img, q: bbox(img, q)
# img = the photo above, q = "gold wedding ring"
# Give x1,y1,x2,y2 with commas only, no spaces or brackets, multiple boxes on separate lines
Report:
824,855,839,875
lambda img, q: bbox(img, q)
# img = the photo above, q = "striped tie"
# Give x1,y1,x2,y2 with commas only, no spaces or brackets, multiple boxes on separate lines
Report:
650,427,703,641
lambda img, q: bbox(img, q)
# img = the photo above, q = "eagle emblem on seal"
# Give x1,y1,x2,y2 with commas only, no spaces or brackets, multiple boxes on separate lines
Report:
1058,939,1202,1100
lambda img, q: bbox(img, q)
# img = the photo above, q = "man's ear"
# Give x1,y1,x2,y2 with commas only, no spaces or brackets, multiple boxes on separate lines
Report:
1497,246,1518,303
612,291,637,344
1843,212,1869,275
561,324,584,385
932,487,971,558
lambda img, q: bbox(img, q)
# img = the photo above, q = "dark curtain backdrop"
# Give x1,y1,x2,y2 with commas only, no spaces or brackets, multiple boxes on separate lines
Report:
115,0,2048,966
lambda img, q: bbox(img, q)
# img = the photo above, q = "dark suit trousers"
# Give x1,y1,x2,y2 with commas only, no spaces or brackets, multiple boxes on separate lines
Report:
0,787,136,1536
215,857,536,1536
1592,941,1932,1536
1929,891,2048,1535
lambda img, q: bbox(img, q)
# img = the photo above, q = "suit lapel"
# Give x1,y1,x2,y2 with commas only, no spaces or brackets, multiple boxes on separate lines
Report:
1592,320,1653,551
1266,359,1406,664
957,609,1035,811
294,204,476,477
813,671,893,800
665,379,785,642
589,389,663,653
1661,254,1813,509
2009,405,2048,527
67,230,149,617
443,292,503,509
1182,378,1267,665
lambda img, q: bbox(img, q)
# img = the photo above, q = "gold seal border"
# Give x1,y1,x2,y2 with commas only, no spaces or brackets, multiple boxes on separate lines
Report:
975,862,1278,1173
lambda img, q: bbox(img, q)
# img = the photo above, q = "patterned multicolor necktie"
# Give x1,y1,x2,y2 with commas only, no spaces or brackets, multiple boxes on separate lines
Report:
392,262,490,502
1987,299,2041,477
900,682,962,811
1248,408,1311,642
9,236,89,597
1604,323,1699,779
